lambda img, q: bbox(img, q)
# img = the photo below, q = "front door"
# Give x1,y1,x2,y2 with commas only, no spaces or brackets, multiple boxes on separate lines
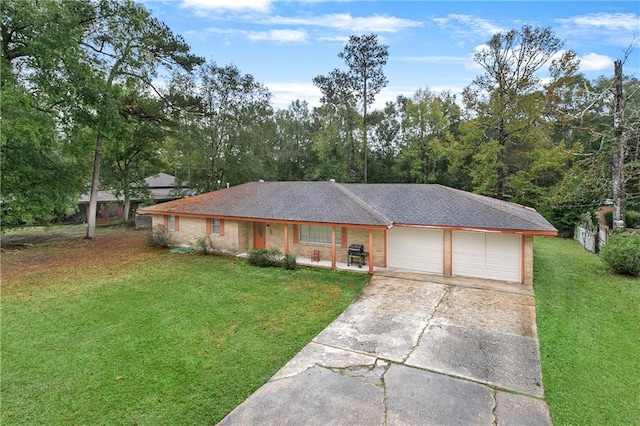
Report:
253,222,266,249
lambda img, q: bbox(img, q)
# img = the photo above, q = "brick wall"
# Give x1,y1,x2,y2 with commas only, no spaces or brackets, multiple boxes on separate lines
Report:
523,235,534,285
149,215,249,254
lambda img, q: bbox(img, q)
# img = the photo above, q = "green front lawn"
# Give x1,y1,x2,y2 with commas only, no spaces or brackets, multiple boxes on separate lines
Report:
534,237,639,424
1,251,369,424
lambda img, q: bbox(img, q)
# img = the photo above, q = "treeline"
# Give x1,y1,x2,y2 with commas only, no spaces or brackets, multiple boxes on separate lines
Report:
2,0,638,237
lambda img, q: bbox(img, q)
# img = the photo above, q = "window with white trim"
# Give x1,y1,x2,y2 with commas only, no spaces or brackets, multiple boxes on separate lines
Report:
298,225,342,245
211,218,220,234
168,215,176,231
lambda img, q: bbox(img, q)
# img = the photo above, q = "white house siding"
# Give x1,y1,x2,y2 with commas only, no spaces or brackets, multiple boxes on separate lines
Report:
388,227,444,274
452,231,522,283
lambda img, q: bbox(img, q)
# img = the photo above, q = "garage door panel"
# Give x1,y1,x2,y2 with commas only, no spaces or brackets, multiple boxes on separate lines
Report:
453,231,521,283
389,228,443,273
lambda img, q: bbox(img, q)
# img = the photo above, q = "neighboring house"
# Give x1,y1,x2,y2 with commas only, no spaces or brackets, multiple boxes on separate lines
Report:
137,181,557,285
74,173,190,225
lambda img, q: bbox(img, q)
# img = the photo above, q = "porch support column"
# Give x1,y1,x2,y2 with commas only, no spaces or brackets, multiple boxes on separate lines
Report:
283,225,289,254
368,229,374,274
443,229,452,277
383,228,388,267
331,226,337,269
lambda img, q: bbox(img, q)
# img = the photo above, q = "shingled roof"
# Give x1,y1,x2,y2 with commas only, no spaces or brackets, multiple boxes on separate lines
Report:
138,181,557,234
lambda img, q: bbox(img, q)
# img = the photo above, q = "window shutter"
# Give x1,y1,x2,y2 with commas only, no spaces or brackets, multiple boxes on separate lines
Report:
341,228,348,248
175,216,180,232
293,224,298,244
206,219,211,234
163,216,168,229
219,219,225,236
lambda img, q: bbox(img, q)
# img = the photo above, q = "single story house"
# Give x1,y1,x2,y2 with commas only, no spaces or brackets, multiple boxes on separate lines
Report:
74,173,190,224
137,181,557,285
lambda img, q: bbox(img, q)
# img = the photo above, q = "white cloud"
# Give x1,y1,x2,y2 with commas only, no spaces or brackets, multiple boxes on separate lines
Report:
557,13,640,31
579,52,614,72
186,27,308,43
259,13,423,33
266,81,322,109
317,35,350,43
265,82,467,111
181,0,272,13
434,14,503,39
247,29,308,43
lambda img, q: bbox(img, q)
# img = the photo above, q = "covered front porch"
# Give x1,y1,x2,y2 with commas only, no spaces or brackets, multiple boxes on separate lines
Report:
245,220,388,274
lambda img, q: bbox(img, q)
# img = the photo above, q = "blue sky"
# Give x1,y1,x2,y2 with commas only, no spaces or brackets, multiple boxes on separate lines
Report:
145,1,640,109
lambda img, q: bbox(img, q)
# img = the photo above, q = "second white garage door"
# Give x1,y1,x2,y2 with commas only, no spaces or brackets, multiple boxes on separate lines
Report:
452,231,522,282
388,227,443,273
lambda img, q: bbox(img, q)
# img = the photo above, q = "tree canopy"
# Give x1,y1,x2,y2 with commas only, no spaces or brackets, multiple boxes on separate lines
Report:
2,2,637,237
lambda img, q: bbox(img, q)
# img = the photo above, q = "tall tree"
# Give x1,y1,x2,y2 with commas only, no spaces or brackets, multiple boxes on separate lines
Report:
339,34,389,183
368,101,401,183
1,0,96,227
547,53,640,234
165,63,272,192
612,60,626,231
463,25,574,203
312,69,361,181
101,87,171,223
397,89,451,184
80,0,203,239
271,100,316,181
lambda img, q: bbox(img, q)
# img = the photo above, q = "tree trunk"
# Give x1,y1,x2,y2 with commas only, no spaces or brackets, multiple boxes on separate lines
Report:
363,85,368,184
612,59,625,232
85,134,103,239
123,195,131,225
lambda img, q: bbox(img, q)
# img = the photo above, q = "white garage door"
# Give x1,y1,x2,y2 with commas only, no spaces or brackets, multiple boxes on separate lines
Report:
388,228,443,273
452,231,521,282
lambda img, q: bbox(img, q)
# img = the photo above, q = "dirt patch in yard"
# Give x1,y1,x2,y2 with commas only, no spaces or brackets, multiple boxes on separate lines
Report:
1,225,159,293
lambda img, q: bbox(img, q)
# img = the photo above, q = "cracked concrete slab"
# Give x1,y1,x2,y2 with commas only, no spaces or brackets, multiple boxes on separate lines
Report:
385,364,495,425
218,276,551,425
495,392,552,425
219,365,384,426
406,324,544,396
429,286,537,337
271,341,378,381
313,276,447,362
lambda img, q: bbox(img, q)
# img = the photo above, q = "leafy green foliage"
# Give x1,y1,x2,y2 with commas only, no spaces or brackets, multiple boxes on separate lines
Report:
282,253,297,270
193,235,213,255
0,76,90,226
147,225,172,248
101,88,172,224
462,26,573,204
600,232,640,276
534,237,639,424
604,210,640,229
165,63,273,191
247,248,283,268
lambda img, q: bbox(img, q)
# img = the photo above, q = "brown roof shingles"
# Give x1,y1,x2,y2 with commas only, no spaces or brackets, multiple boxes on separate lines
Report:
138,181,557,234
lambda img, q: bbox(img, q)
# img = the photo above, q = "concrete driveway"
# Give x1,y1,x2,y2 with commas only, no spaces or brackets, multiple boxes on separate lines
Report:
219,274,552,425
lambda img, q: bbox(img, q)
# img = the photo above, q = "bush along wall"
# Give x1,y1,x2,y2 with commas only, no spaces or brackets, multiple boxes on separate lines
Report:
247,248,297,270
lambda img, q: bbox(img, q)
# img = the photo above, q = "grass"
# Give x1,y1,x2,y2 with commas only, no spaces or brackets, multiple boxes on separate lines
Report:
534,237,640,425
1,239,370,425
